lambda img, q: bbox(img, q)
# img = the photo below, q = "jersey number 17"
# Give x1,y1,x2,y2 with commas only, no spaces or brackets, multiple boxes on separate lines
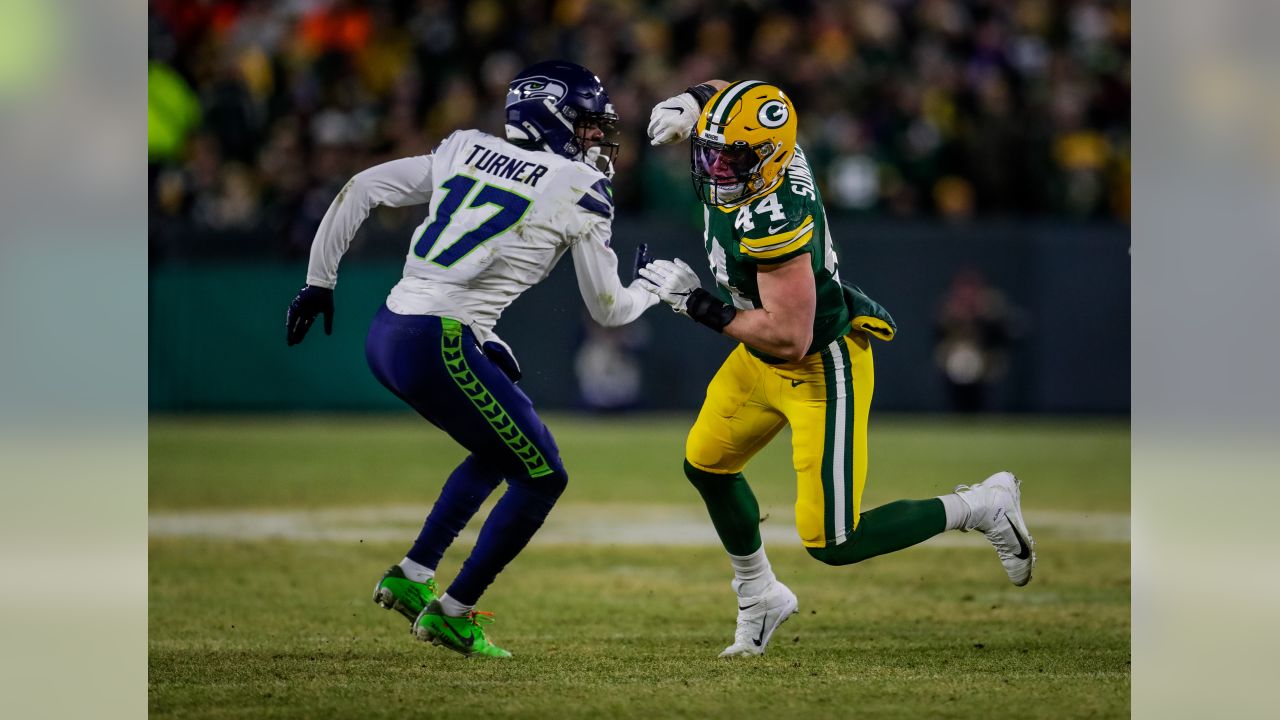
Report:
413,174,532,267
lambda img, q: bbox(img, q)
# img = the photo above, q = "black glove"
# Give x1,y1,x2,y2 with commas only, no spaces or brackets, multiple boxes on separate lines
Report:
633,242,654,281
482,341,523,383
285,285,334,346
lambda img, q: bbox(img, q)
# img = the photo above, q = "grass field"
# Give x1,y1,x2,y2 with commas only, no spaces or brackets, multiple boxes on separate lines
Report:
150,414,1130,719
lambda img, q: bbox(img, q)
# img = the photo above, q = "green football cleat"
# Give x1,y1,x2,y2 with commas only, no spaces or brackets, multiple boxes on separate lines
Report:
413,600,512,658
372,565,439,622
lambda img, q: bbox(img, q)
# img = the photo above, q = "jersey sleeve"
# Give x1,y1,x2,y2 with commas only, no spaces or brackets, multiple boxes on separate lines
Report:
534,162,614,246
304,153,436,288
569,210,659,327
574,176,614,220
735,192,817,265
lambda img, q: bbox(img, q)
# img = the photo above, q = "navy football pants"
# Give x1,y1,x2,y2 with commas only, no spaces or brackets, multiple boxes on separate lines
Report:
365,305,567,605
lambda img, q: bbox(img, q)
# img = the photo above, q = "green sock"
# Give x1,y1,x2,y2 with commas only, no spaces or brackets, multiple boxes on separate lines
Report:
807,498,946,566
683,460,761,556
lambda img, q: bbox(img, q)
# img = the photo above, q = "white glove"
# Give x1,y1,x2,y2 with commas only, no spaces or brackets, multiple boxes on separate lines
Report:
647,92,701,146
638,258,703,314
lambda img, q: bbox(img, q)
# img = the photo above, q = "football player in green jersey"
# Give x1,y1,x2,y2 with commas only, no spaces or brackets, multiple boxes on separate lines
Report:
640,80,1036,657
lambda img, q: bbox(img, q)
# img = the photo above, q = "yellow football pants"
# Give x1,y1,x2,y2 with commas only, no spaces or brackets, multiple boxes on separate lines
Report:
685,333,874,548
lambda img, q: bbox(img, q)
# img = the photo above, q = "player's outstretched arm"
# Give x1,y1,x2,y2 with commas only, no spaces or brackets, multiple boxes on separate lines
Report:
570,221,660,327
647,80,730,146
638,255,815,362
286,155,435,345
304,156,436,290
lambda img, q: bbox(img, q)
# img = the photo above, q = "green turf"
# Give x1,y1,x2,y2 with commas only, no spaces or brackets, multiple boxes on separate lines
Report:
149,414,1129,512
150,540,1129,719
149,413,1129,718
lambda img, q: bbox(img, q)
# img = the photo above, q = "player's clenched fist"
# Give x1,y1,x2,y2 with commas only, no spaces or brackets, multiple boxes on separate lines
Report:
637,258,703,314
647,92,701,146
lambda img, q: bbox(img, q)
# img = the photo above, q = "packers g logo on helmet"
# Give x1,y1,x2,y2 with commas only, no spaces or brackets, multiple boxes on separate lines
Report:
690,81,798,207
757,100,789,129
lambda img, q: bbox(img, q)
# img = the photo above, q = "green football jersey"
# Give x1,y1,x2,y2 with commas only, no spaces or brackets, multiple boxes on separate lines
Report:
702,146,850,362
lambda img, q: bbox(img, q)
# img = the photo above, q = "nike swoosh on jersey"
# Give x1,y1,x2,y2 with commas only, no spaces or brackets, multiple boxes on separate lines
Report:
739,217,815,257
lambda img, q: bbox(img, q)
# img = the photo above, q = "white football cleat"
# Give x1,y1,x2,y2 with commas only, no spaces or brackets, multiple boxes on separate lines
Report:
956,471,1036,586
719,580,799,658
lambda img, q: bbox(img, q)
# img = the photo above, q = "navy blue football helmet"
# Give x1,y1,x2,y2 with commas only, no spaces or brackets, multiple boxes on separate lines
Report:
505,61,619,174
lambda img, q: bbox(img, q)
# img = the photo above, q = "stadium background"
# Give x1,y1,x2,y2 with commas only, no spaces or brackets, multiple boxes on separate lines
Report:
148,2,1130,717
148,0,1130,415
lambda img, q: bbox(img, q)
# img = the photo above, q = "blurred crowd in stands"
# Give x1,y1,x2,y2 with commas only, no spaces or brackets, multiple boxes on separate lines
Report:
149,0,1130,260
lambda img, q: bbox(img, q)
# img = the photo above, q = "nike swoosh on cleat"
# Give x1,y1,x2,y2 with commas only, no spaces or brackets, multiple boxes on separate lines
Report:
1007,518,1032,560
753,613,769,646
738,602,759,611
443,620,476,648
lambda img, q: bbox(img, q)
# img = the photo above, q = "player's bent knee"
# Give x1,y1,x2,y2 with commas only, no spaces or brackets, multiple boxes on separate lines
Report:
683,458,736,488
684,430,735,475
538,467,569,499
510,465,568,501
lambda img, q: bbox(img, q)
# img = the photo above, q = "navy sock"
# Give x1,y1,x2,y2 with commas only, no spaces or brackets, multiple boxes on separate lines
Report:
446,469,568,606
406,455,504,570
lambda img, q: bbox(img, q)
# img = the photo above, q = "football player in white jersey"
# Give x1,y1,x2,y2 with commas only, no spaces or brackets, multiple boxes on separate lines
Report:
285,61,658,658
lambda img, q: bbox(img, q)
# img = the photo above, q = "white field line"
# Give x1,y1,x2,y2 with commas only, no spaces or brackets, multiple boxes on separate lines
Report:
149,504,1129,546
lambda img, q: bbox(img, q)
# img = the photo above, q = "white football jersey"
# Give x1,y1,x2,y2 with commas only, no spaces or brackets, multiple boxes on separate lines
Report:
306,129,655,345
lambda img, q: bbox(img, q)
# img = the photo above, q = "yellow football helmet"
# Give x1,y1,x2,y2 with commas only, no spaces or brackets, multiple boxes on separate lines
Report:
691,81,798,207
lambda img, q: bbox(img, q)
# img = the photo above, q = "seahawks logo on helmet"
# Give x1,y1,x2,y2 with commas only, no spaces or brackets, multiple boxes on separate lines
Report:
507,76,568,105
757,100,789,129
